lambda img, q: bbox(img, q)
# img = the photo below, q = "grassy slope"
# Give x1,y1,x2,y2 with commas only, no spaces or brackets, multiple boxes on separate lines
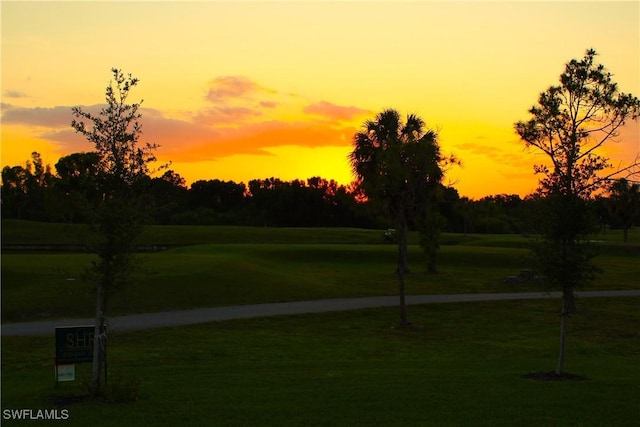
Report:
1,220,400,246
4,218,636,247
2,222,638,323
2,244,524,322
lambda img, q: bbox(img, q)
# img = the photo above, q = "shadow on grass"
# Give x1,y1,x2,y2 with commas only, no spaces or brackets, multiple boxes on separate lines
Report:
48,375,142,406
522,371,588,381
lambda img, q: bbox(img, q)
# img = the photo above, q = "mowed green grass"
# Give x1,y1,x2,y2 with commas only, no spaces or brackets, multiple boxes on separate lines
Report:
2,244,527,322
1,220,401,246
2,298,639,426
2,223,639,323
2,222,639,425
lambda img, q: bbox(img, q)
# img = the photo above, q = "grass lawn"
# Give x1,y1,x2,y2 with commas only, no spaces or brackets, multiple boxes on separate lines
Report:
2,221,638,425
2,298,639,426
2,240,639,323
1,220,402,246
2,243,522,322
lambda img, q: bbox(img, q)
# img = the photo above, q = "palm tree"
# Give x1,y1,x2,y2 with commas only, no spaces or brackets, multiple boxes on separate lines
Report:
349,109,445,327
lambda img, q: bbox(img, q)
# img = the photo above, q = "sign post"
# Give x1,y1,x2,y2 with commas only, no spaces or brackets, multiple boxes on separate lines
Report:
54,325,106,385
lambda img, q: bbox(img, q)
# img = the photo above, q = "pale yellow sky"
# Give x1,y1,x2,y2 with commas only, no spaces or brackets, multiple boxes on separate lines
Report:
2,1,639,198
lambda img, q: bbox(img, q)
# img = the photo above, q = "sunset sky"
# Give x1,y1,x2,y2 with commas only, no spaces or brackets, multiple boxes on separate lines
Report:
2,0,639,199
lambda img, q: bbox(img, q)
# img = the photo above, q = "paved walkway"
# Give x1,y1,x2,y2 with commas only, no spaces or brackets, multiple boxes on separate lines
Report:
2,290,639,336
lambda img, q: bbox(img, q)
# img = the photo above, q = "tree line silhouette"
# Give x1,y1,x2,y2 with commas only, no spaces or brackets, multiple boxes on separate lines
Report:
2,150,638,234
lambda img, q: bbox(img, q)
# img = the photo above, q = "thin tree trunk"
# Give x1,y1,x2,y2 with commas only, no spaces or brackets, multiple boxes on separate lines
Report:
623,227,629,244
556,290,572,375
397,214,409,328
556,311,567,375
397,268,408,327
91,282,107,397
396,216,410,275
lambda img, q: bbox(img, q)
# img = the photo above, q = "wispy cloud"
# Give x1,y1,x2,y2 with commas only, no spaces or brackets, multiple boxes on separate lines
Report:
2,76,370,164
3,90,30,99
259,101,278,109
194,106,263,126
303,101,370,122
8,105,360,163
2,105,77,127
156,120,358,162
455,139,535,171
205,75,275,103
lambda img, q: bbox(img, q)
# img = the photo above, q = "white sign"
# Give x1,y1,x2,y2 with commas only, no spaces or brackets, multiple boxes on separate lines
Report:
56,364,75,382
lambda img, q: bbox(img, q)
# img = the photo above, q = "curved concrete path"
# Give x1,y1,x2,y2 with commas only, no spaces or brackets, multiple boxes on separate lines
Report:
2,290,639,336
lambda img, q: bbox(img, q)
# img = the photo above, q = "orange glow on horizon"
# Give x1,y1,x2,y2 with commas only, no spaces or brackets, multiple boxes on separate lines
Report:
2,1,638,200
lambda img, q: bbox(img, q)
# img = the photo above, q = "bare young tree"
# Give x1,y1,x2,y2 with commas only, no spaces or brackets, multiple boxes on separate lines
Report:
71,68,160,396
515,49,640,375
